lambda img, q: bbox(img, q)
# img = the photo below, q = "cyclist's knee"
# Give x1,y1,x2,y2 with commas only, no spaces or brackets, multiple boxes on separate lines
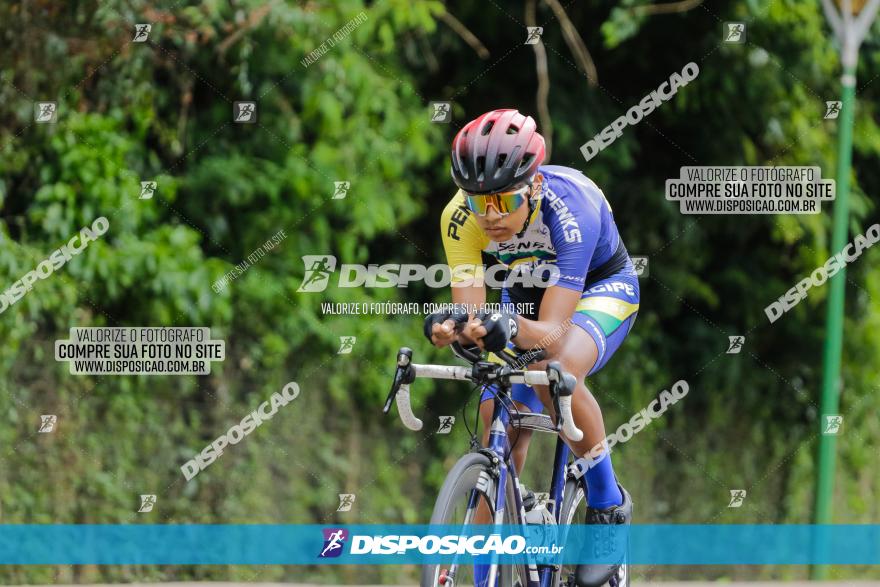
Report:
531,383,553,413
528,329,598,380
558,330,599,377
479,400,493,445
479,399,534,451
510,429,533,473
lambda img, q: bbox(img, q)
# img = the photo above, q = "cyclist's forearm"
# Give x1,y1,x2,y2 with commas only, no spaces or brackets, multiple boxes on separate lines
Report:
449,285,485,346
512,286,579,349
450,282,485,307
512,316,572,349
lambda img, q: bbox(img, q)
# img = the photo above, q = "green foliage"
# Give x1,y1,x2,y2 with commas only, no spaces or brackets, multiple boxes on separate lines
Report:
600,2,646,49
1,0,879,583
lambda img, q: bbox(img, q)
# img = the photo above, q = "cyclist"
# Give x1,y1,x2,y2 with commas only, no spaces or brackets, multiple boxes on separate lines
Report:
424,109,638,587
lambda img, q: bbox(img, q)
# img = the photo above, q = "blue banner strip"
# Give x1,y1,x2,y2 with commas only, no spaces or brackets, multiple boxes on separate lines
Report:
0,525,878,565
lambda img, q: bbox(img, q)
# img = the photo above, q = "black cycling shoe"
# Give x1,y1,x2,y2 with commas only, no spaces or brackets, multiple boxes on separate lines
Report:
575,484,632,587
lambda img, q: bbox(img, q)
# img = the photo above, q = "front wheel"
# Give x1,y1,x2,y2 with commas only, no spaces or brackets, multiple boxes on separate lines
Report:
554,478,629,587
421,452,528,587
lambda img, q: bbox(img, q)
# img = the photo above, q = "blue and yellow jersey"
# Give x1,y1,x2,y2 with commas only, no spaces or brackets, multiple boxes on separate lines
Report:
440,165,629,291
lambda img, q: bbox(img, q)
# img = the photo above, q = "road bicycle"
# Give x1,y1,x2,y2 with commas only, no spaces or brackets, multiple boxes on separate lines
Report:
383,342,630,587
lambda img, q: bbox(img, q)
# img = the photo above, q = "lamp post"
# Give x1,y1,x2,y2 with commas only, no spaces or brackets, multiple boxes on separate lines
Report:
813,0,880,580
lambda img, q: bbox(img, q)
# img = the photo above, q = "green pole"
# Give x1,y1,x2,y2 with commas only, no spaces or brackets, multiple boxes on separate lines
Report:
811,62,856,581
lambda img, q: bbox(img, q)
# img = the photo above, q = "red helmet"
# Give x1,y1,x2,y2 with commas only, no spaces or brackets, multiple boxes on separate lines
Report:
450,109,546,194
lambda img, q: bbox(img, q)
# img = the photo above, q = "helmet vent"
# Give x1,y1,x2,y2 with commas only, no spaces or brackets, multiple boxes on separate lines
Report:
506,125,519,134
476,156,486,180
481,121,495,135
517,153,534,174
497,153,507,169
453,152,468,179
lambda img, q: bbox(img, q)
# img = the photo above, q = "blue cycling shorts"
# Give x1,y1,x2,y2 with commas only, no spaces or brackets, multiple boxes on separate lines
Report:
479,272,639,414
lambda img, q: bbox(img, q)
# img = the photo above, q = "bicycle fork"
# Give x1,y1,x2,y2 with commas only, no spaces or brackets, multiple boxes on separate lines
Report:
441,406,510,587
484,410,511,587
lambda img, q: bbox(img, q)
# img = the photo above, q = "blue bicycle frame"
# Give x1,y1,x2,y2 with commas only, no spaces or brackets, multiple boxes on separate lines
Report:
477,386,577,587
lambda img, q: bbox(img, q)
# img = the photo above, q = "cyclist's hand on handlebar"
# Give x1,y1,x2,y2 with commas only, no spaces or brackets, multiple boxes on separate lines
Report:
423,311,469,347
431,321,458,347
464,310,520,353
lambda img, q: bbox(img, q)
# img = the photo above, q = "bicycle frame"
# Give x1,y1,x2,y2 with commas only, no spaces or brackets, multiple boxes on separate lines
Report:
469,384,575,587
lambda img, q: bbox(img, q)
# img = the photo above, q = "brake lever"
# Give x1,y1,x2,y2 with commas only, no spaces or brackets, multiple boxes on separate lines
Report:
383,347,415,414
546,361,583,440
546,361,564,431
